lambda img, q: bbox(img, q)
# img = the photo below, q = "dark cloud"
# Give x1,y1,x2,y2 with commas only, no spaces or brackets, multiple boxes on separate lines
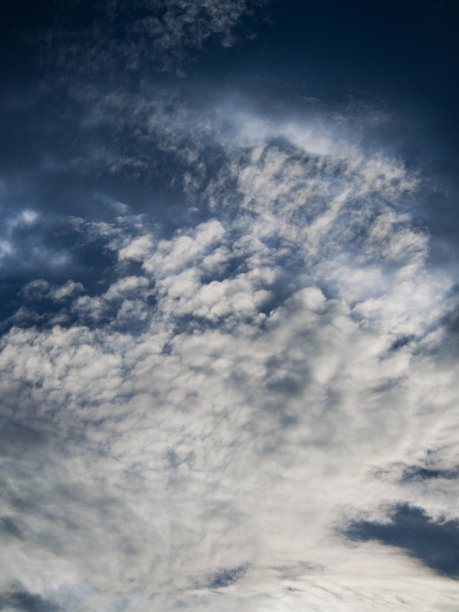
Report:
208,565,247,588
402,466,459,482
0,590,60,612
0,516,23,541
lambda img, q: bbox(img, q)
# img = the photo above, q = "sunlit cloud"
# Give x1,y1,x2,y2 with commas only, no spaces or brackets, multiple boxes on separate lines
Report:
1,1,459,610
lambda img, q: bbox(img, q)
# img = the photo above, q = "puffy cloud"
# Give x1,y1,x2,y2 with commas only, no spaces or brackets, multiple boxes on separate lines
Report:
1,110,459,610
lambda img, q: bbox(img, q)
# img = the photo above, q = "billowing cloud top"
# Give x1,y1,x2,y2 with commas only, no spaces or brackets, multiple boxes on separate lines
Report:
1,1,459,610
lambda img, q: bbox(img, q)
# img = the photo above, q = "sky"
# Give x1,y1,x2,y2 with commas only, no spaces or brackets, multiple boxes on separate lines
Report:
1,1,459,610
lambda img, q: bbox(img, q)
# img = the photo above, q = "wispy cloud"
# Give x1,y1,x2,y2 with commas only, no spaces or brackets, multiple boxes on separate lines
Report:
41,0,270,79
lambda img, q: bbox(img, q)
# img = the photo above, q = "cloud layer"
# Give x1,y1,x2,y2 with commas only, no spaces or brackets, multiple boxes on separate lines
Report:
2,101,459,610
1,1,459,610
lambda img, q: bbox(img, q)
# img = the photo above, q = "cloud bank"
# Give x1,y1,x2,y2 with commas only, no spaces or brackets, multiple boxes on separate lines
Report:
2,107,459,610
1,1,459,610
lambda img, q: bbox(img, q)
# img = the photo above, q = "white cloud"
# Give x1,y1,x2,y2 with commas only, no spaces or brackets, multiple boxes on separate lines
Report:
118,236,154,262
1,106,459,611
49,281,85,301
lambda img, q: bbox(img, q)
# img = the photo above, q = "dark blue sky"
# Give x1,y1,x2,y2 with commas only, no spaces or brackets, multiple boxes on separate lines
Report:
2,1,459,268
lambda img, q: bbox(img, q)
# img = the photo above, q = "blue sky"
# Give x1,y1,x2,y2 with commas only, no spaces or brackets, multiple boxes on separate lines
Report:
1,1,459,610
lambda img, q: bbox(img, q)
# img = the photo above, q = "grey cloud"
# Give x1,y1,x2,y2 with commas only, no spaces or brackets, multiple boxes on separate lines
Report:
22,280,84,304
0,590,60,612
0,516,23,541
402,466,459,482
208,565,248,588
48,281,84,301
21,280,50,300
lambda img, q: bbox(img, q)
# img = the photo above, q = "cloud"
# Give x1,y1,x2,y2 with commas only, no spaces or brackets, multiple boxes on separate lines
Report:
2,0,459,608
48,281,84,301
41,0,270,80
0,589,60,611
1,12,459,601
1,106,459,611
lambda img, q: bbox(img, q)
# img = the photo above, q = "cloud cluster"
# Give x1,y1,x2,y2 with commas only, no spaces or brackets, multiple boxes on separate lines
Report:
1,106,459,610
